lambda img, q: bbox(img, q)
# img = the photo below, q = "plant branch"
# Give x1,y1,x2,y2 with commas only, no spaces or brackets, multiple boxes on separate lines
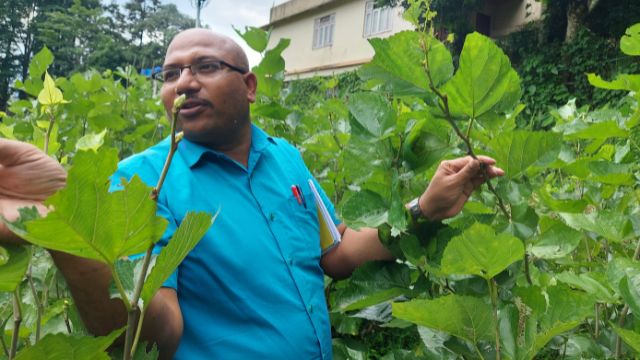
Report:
9,290,22,360
27,264,43,342
124,95,185,360
418,33,528,284
1,316,9,357
488,279,501,360
110,266,132,312
43,108,55,155
124,244,153,360
419,37,511,221
614,237,640,358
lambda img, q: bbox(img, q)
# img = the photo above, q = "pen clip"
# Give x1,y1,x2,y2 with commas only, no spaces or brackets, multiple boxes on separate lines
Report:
295,185,307,209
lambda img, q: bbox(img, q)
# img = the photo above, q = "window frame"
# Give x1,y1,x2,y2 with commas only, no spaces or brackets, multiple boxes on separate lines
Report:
363,0,394,37
313,13,336,49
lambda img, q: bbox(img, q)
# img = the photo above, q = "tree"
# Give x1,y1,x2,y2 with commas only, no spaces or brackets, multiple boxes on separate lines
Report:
191,0,211,28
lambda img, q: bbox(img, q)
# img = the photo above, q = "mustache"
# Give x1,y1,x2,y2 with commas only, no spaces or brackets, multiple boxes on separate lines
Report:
179,96,214,108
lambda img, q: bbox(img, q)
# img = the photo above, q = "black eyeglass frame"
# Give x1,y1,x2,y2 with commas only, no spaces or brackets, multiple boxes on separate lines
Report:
152,60,248,82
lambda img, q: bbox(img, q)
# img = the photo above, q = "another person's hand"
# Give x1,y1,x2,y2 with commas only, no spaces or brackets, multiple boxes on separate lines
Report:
419,156,504,221
0,139,66,243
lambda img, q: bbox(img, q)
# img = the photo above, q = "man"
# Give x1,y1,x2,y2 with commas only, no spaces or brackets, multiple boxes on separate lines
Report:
0,29,504,359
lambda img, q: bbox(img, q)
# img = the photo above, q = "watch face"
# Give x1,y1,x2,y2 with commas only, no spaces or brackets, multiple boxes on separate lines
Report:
409,198,422,220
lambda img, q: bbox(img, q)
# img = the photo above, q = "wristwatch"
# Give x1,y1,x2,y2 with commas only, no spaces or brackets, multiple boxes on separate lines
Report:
407,197,424,221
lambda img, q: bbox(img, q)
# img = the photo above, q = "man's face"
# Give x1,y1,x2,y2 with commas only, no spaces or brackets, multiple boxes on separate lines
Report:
160,31,256,148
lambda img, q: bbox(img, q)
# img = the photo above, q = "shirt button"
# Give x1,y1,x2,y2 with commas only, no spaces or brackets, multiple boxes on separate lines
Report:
269,213,275,221
288,257,294,265
307,304,313,313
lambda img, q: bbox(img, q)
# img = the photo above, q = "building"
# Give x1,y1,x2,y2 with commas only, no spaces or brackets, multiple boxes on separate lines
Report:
264,0,543,79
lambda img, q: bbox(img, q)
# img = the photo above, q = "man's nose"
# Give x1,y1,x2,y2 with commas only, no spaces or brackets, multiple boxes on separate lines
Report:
175,67,200,94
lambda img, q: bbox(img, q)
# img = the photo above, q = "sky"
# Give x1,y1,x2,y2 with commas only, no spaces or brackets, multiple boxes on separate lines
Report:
163,0,287,67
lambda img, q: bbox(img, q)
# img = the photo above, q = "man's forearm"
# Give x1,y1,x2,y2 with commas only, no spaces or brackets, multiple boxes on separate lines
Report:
50,251,182,358
320,226,394,280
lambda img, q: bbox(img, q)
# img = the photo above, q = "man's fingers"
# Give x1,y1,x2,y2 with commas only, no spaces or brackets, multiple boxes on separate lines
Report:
0,139,37,167
476,155,497,166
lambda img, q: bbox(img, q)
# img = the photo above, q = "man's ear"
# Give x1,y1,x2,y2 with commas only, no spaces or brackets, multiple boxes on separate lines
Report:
244,72,257,103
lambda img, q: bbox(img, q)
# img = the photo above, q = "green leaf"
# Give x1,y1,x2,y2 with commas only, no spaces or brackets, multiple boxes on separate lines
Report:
555,271,617,303
530,220,582,259
141,211,214,305
234,26,269,53
362,31,452,92
587,73,640,92
612,326,640,353
620,274,640,321
499,303,536,360
620,23,640,56
393,295,494,343
559,211,632,243
564,120,629,140
588,161,634,185
0,246,7,266
5,148,168,263
401,116,452,173
441,223,524,280
332,262,412,311
108,256,150,305
255,38,289,75
340,190,388,230
29,46,54,79
489,130,562,179
75,129,107,151
442,32,521,119
607,258,640,292
14,327,124,360
132,343,159,360
347,92,396,139
38,72,68,106
0,245,31,292
540,286,595,331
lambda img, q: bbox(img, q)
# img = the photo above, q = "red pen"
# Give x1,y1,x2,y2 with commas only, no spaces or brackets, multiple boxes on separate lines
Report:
291,185,303,205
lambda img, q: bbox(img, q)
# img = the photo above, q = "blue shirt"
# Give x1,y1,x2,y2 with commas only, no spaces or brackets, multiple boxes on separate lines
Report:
113,125,339,359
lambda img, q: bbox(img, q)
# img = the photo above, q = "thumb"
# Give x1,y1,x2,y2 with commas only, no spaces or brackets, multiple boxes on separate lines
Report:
454,158,480,182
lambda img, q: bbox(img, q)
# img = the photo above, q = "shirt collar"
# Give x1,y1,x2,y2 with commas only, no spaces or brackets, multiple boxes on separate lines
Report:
179,124,276,169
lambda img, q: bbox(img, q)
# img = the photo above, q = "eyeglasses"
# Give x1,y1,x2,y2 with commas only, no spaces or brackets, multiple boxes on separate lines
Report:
152,60,248,82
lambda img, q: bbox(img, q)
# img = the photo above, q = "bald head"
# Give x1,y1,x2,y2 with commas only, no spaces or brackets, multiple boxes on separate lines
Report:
165,28,249,70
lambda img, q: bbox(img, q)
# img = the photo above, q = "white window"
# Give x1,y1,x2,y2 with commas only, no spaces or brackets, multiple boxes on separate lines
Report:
363,1,393,37
313,14,335,49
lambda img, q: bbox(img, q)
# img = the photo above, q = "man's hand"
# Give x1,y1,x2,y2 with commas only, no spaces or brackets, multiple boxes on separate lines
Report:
0,139,66,243
419,156,504,221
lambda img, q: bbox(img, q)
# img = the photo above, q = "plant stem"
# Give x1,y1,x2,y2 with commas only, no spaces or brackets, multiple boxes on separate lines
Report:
63,300,72,334
488,279,501,360
1,316,10,357
474,345,487,360
594,303,600,339
614,305,629,359
614,237,640,358
27,265,42,342
151,103,181,201
9,290,22,360
43,109,55,155
130,309,146,356
111,267,132,312
124,244,154,360
123,310,139,360
123,96,183,360
419,34,532,285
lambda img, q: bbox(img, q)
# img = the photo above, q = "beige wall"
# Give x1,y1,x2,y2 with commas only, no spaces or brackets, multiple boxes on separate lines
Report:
484,0,543,37
267,0,413,79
